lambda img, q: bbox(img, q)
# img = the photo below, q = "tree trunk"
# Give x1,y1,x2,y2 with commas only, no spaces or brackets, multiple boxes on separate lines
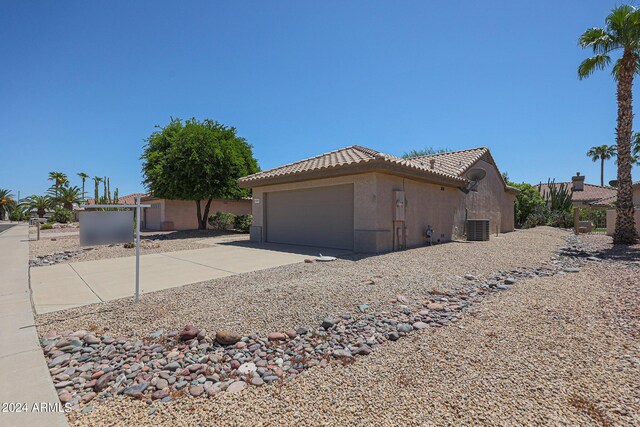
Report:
600,158,604,187
37,208,45,218
614,48,639,244
195,199,214,230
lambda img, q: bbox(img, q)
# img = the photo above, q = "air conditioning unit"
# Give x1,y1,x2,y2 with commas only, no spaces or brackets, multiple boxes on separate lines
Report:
467,219,490,241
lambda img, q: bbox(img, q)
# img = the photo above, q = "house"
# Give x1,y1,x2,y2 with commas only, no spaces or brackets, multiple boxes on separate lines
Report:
141,197,252,231
85,193,148,205
535,173,617,208
238,145,517,253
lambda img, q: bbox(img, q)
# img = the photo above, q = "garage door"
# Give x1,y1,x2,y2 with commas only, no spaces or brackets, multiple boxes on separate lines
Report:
266,184,354,250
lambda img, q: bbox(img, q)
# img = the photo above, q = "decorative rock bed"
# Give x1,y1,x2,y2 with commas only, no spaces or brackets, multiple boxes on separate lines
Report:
41,235,598,413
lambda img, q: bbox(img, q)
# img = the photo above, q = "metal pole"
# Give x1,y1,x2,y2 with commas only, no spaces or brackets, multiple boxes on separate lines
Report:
37,221,40,241
135,197,141,303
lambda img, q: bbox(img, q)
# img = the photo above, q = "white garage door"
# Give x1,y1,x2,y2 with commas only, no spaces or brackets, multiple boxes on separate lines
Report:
266,184,354,250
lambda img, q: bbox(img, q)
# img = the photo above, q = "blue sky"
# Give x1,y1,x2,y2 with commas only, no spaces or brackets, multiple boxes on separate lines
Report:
1,0,637,198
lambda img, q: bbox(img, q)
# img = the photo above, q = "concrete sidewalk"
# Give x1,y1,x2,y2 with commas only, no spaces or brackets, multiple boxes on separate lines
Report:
0,224,67,426
31,241,349,314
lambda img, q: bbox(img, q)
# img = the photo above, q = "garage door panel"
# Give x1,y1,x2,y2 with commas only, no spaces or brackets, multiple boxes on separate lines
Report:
266,184,354,250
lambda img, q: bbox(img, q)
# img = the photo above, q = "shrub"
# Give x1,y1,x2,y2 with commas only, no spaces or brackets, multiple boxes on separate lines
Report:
522,205,550,229
40,222,53,230
49,208,74,224
509,182,546,227
234,214,252,232
9,209,24,221
208,211,236,230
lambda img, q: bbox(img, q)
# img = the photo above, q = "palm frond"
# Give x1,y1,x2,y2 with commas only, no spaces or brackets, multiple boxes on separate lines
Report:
578,54,611,79
578,27,617,53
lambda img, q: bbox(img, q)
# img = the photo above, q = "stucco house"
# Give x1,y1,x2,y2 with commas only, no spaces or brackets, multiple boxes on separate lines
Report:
239,145,517,253
535,173,617,209
141,196,251,231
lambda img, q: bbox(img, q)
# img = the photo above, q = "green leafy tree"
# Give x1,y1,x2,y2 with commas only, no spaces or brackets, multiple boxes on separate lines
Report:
141,118,260,229
20,195,54,218
0,189,16,220
507,183,546,227
402,147,451,158
77,172,89,201
586,145,616,186
47,172,68,201
578,4,639,244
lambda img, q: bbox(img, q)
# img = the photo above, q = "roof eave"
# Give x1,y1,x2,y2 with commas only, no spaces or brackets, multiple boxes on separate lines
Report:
239,159,467,188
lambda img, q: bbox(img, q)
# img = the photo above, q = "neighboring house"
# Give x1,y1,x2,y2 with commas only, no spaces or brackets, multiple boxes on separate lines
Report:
239,145,517,253
85,193,148,205
141,197,252,231
535,173,618,209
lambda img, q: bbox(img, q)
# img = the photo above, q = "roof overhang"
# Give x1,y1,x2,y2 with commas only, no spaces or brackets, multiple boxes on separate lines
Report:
239,158,468,189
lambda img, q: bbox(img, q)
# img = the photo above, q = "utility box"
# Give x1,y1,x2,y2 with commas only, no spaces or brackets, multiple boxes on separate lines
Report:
466,219,490,241
393,191,405,221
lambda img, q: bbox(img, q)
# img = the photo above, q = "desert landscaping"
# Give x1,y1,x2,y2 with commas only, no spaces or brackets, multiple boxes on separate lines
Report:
31,228,640,426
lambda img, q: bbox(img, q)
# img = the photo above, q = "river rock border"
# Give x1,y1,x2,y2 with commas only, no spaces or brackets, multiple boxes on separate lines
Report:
41,235,598,413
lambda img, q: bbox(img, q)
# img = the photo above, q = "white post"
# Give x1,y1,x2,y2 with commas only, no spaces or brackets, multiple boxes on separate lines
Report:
135,196,141,303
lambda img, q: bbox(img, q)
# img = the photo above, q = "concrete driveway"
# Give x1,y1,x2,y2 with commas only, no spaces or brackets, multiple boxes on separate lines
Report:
30,240,349,314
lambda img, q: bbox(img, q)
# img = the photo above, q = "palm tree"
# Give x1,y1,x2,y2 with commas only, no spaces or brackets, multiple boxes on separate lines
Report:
53,186,83,211
20,195,54,218
0,189,16,220
48,172,68,200
586,145,616,186
578,5,640,244
77,172,89,201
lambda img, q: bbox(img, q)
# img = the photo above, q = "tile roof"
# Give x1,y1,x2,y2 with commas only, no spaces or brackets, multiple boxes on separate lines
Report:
536,183,617,203
239,145,493,186
86,193,148,205
590,194,617,207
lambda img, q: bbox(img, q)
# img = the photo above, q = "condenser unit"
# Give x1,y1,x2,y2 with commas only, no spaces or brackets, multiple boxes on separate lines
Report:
466,219,490,241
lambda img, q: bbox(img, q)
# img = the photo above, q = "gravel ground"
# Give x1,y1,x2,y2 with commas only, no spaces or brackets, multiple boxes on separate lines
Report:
64,233,640,427
36,227,568,338
29,229,244,264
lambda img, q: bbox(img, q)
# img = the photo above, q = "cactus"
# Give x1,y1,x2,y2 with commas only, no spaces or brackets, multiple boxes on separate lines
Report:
542,179,573,212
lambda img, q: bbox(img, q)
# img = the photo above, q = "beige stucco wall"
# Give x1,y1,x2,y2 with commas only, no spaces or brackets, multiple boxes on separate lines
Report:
634,186,640,206
143,199,252,231
606,208,640,236
250,159,515,253
250,173,378,252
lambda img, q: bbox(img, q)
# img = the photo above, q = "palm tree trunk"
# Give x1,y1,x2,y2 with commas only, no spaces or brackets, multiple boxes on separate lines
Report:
600,157,604,186
613,48,639,244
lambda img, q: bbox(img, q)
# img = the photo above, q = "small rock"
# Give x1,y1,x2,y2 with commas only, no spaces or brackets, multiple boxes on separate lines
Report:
178,325,199,341
238,362,257,374
412,322,429,330
251,376,264,386
396,323,413,333
82,392,96,404
267,332,287,341
227,381,247,393
333,349,352,358
216,330,242,345
189,385,204,396
123,382,149,396
321,318,336,330
427,303,445,311
504,277,517,285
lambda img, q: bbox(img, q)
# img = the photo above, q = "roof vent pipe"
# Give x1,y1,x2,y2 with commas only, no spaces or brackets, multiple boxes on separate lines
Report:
429,159,436,169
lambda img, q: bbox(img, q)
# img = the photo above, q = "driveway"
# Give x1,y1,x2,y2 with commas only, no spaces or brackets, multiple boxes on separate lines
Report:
30,239,349,314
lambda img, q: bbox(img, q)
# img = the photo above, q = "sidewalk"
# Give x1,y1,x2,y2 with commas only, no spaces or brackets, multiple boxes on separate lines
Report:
0,224,67,426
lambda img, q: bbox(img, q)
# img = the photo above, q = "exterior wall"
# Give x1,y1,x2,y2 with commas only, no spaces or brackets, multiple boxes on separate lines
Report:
251,166,516,253
143,199,252,231
606,208,640,236
249,174,378,252
634,186,640,206
463,158,515,235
